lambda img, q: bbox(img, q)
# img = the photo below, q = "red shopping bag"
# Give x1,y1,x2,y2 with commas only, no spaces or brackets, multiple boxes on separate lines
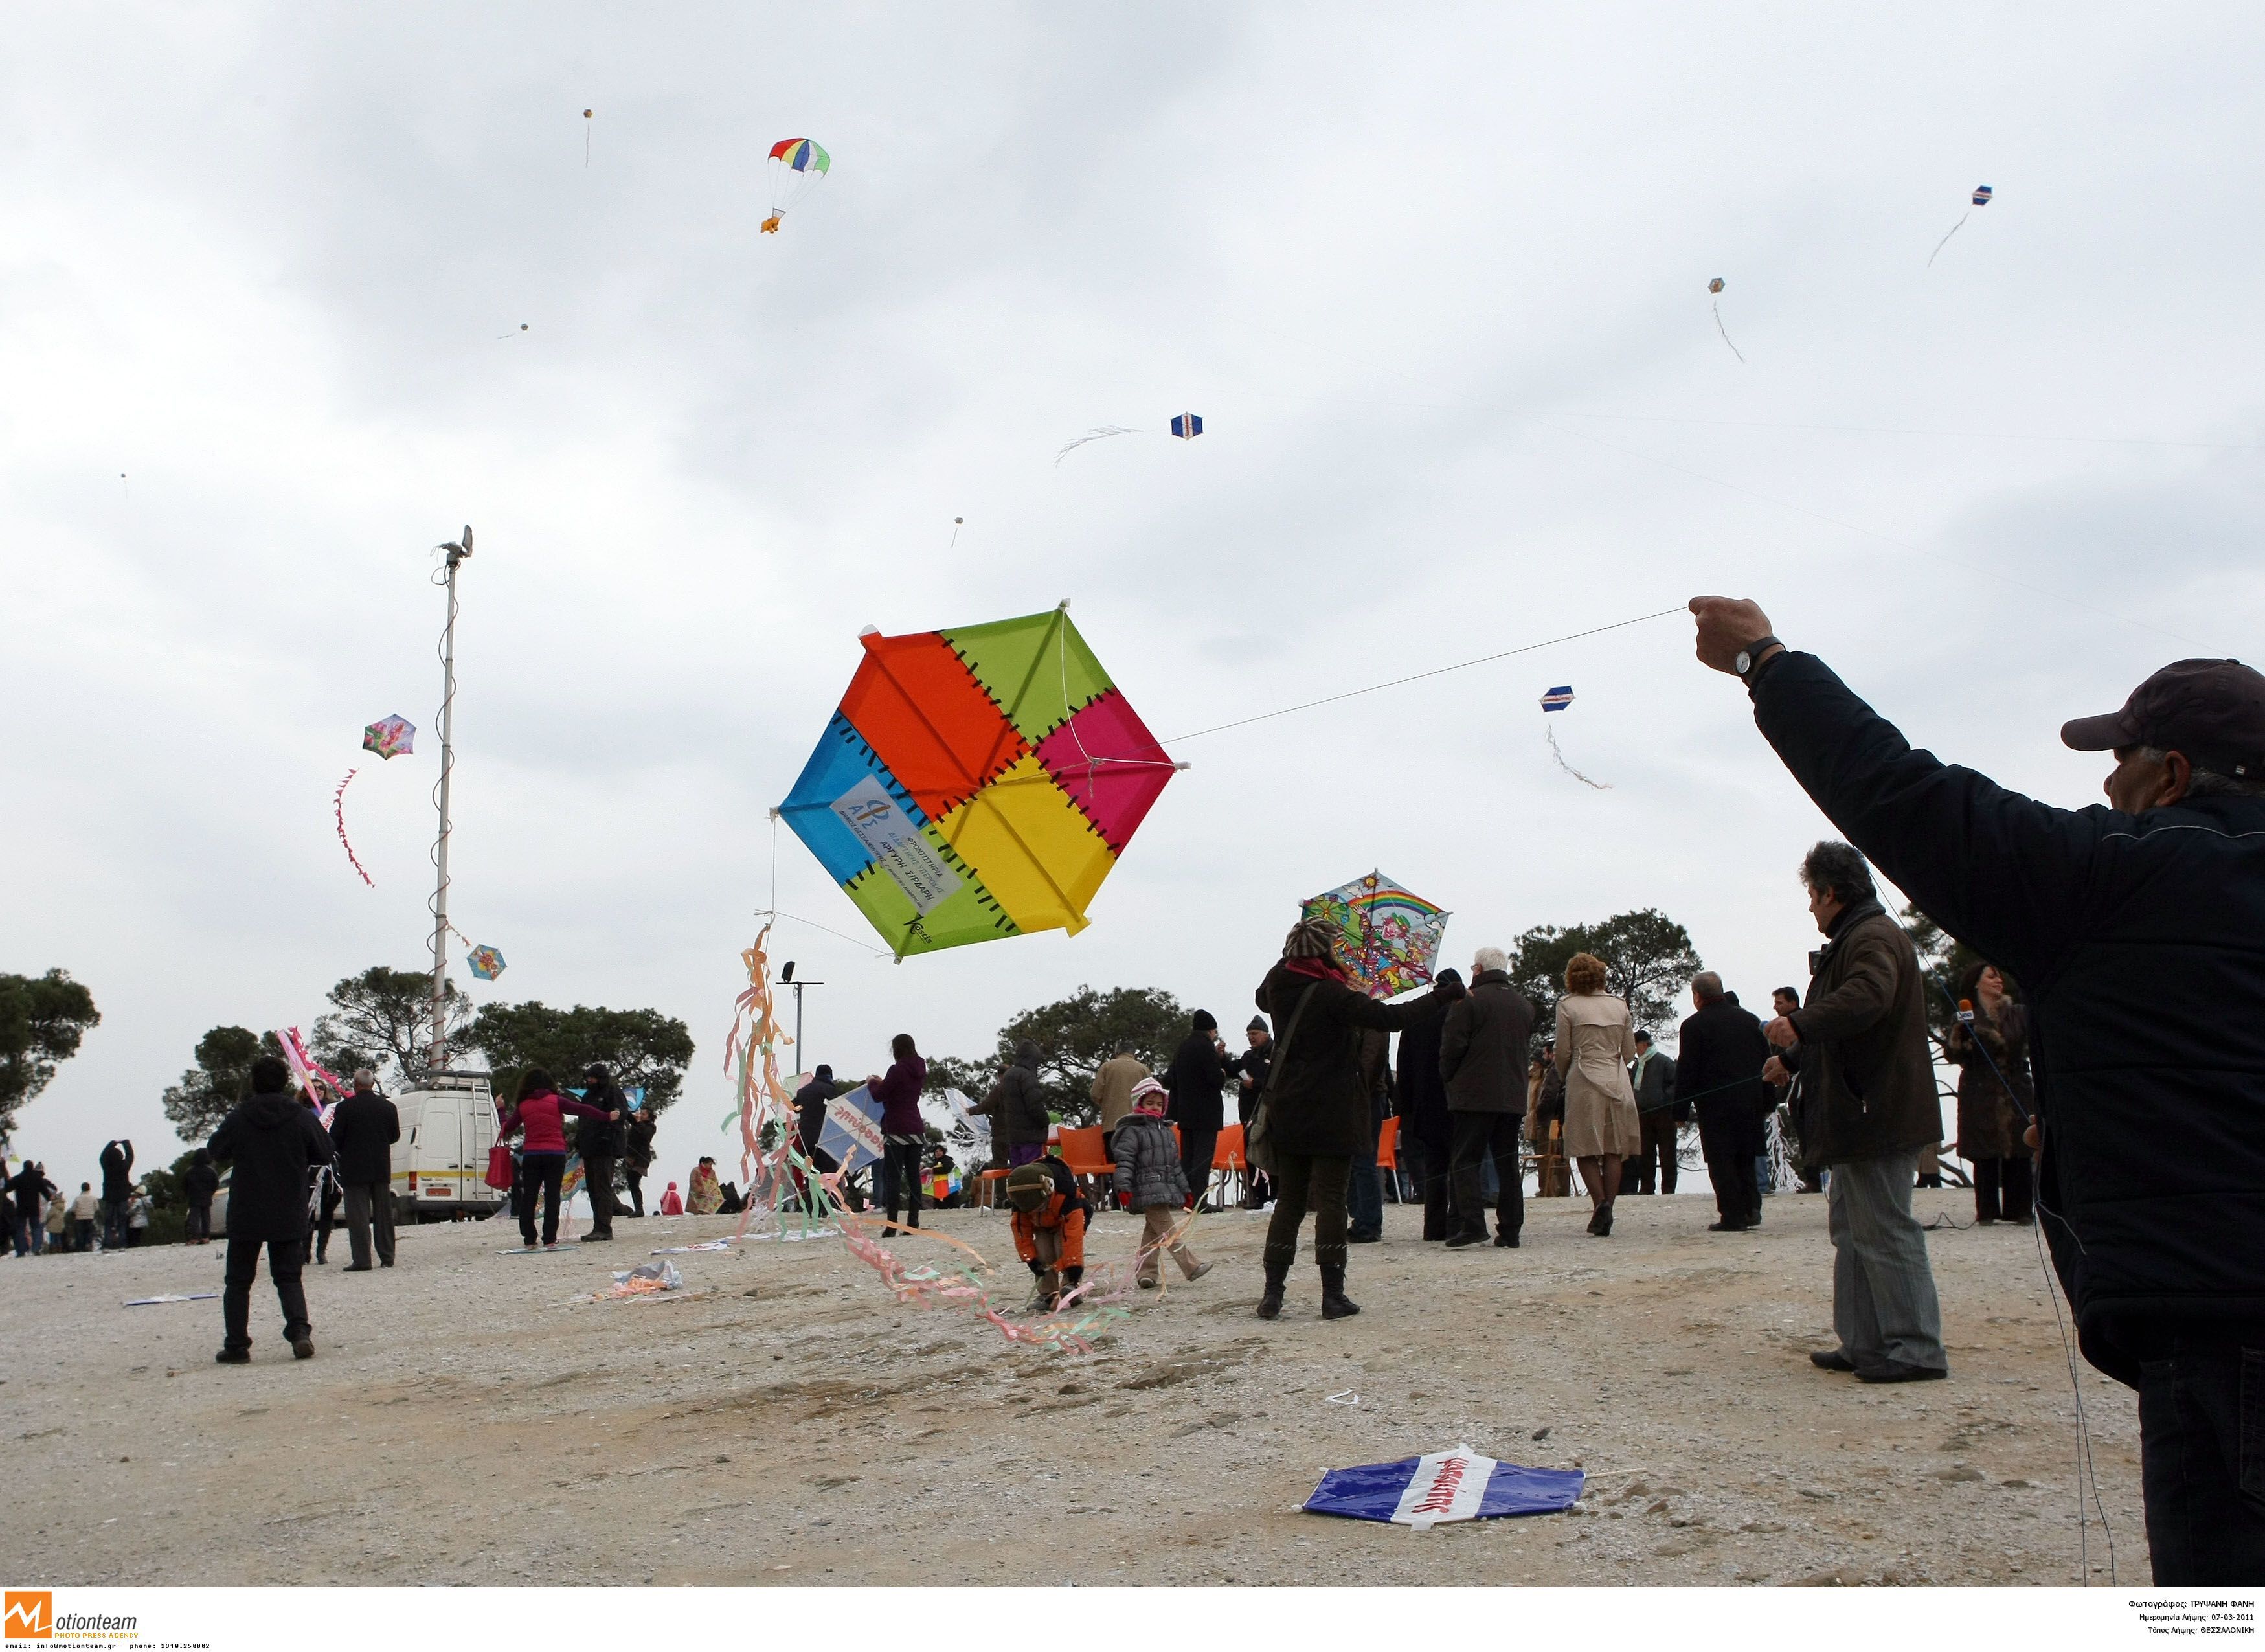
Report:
486,1143,516,1191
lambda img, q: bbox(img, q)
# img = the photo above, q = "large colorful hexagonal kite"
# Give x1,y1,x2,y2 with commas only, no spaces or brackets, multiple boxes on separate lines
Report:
778,604,1178,959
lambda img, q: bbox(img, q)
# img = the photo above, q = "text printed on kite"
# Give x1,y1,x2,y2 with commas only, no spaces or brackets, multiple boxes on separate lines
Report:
776,603,1183,960
763,137,830,232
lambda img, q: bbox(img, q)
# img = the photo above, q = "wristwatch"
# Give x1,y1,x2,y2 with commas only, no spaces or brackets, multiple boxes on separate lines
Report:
1734,635,1783,681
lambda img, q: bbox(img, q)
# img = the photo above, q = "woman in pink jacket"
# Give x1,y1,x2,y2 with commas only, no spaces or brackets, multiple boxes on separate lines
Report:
498,1069,618,1249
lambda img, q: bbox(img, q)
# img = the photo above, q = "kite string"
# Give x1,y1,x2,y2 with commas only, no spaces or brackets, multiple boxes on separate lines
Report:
1928,213,1968,267
1166,607,1685,743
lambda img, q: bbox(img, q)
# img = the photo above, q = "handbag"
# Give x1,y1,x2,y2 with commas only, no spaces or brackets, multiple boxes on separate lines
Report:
485,1142,516,1191
1245,981,1321,1179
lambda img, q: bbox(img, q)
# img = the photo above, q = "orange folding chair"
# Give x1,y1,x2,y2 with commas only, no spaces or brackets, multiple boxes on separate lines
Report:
1055,1126,1116,1203
1210,1123,1245,1208
1376,1117,1401,1203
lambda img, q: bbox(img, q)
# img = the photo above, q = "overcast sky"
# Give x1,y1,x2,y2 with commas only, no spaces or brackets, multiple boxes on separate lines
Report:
6,4,2263,1192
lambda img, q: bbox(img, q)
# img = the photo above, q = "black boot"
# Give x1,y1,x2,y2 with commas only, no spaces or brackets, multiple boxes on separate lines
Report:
1256,1258,1288,1320
1320,1263,1360,1320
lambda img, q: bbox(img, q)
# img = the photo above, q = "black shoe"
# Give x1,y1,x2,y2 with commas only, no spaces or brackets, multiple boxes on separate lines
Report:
1137,1277,1158,1290
216,1348,251,1364
1855,1359,1948,1385
1809,1348,1857,1372
315,1254,328,1265
343,1263,373,1273
1494,1232,1520,1248
1444,1231,1487,1249
580,1232,613,1243
1707,1221,1750,1232
291,1336,315,1360
1319,1263,1360,1320
380,1259,394,1267
1346,1230,1380,1244
1588,1204,1613,1237
1256,1260,1289,1320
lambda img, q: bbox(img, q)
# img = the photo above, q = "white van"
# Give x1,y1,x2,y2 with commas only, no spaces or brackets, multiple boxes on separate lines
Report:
392,1070,503,1221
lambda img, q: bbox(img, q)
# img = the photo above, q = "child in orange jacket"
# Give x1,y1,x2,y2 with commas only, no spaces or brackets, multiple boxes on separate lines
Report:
1006,1157,1089,1311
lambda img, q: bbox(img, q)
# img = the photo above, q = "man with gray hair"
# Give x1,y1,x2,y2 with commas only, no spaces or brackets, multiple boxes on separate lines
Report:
1763,841,1946,1380
1438,945,1536,1248
327,1067,401,1271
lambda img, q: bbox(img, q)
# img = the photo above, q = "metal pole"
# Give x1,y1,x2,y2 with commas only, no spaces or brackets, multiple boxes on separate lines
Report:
791,980,822,1072
428,530,472,1072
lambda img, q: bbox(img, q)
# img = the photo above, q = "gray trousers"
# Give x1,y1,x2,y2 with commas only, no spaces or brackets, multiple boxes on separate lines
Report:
342,1181,396,1268
1827,1150,1946,1372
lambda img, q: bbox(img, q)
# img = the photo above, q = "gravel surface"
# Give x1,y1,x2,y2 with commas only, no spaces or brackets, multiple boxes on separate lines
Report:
0,1186,2143,1586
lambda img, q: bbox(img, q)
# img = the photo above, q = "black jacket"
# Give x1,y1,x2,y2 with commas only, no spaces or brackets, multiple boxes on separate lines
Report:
327,1090,401,1185
1234,1043,1273,1127
1253,964,1448,1157
1753,649,2265,1383
183,1162,220,1204
794,1079,845,1155
8,1164,53,1212
574,1081,627,1157
1676,997,1772,1158
1439,971,1535,1115
1164,1031,1228,1132
1630,1048,1676,1113
1394,986,1464,1150
625,1114,657,1171
99,1140,133,1201
208,1092,334,1243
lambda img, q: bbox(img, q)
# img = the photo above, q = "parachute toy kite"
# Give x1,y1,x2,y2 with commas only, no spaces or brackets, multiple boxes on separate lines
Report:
1301,872,1450,1000
466,944,507,982
1706,277,1744,362
777,602,1181,959
1930,184,1994,266
763,138,830,232
362,714,416,759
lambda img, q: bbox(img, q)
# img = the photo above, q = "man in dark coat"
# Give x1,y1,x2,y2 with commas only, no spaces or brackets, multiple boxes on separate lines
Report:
1164,1013,1228,1212
574,1064,628,1243
1627,1030,1678,1195
1678,974,1774,1232
1232,1018,1274,1208
1393,970,1464,1239
327,1069,400,1270
976,1042,1050,1168
794,1065,845,1175
208,1056,334,1363
1254,921,1450,1320
1438,950,1535,1248
181,1149,219,1245
623,1109,657,1216
8,1160,54,1256
98,1138,133,1249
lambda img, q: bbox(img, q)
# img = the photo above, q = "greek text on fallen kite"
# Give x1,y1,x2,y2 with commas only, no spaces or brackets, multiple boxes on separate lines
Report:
831,776,957,914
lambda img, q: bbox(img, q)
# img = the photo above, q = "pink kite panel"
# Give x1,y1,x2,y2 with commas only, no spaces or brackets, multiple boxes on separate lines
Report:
1033,688,1173,853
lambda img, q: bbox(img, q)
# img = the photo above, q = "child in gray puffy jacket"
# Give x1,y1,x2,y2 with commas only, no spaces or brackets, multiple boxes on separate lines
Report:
1112,1079,1212,1290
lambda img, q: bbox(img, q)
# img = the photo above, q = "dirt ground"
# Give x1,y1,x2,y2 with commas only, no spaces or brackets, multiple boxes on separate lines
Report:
2,1184,2145,1587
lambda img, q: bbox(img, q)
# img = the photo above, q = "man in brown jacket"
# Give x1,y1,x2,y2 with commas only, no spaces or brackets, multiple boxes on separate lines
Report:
1090,1046,1151,1162
1766,840,1948,1383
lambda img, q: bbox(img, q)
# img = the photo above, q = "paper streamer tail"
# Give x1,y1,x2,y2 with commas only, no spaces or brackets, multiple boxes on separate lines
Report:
1546,725,1612,789
1711,300,1745,363
333,769,374,886
1928,213,1968,267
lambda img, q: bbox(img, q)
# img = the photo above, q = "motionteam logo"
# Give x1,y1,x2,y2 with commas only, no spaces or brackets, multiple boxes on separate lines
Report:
3,1593,51,1639
3,1592,139,1643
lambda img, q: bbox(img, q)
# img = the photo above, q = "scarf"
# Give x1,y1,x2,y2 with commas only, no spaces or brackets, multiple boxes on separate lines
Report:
1282,955,1349,984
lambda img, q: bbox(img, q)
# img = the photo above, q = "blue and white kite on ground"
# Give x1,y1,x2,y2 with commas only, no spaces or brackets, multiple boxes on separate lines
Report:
1305,1445,1584,1531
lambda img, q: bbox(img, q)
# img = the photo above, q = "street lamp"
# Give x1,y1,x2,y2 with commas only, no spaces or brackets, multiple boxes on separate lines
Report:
780,960,824,1069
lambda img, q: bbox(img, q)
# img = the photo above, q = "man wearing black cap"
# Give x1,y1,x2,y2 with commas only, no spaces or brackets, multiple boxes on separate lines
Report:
1691,594,2265,1585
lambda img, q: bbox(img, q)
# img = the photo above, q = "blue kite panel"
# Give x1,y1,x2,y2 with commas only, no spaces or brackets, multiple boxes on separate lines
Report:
1305,1451,1584,1526
777,712,931,886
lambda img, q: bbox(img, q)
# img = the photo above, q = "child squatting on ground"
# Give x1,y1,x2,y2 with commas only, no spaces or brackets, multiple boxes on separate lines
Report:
1006,1158,1090,1312
1112,1078,1214,1289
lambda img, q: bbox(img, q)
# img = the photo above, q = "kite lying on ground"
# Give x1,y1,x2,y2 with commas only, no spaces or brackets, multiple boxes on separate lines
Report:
1305,1445,1584,1530
777,603,1181,959
1301,872,1450,999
